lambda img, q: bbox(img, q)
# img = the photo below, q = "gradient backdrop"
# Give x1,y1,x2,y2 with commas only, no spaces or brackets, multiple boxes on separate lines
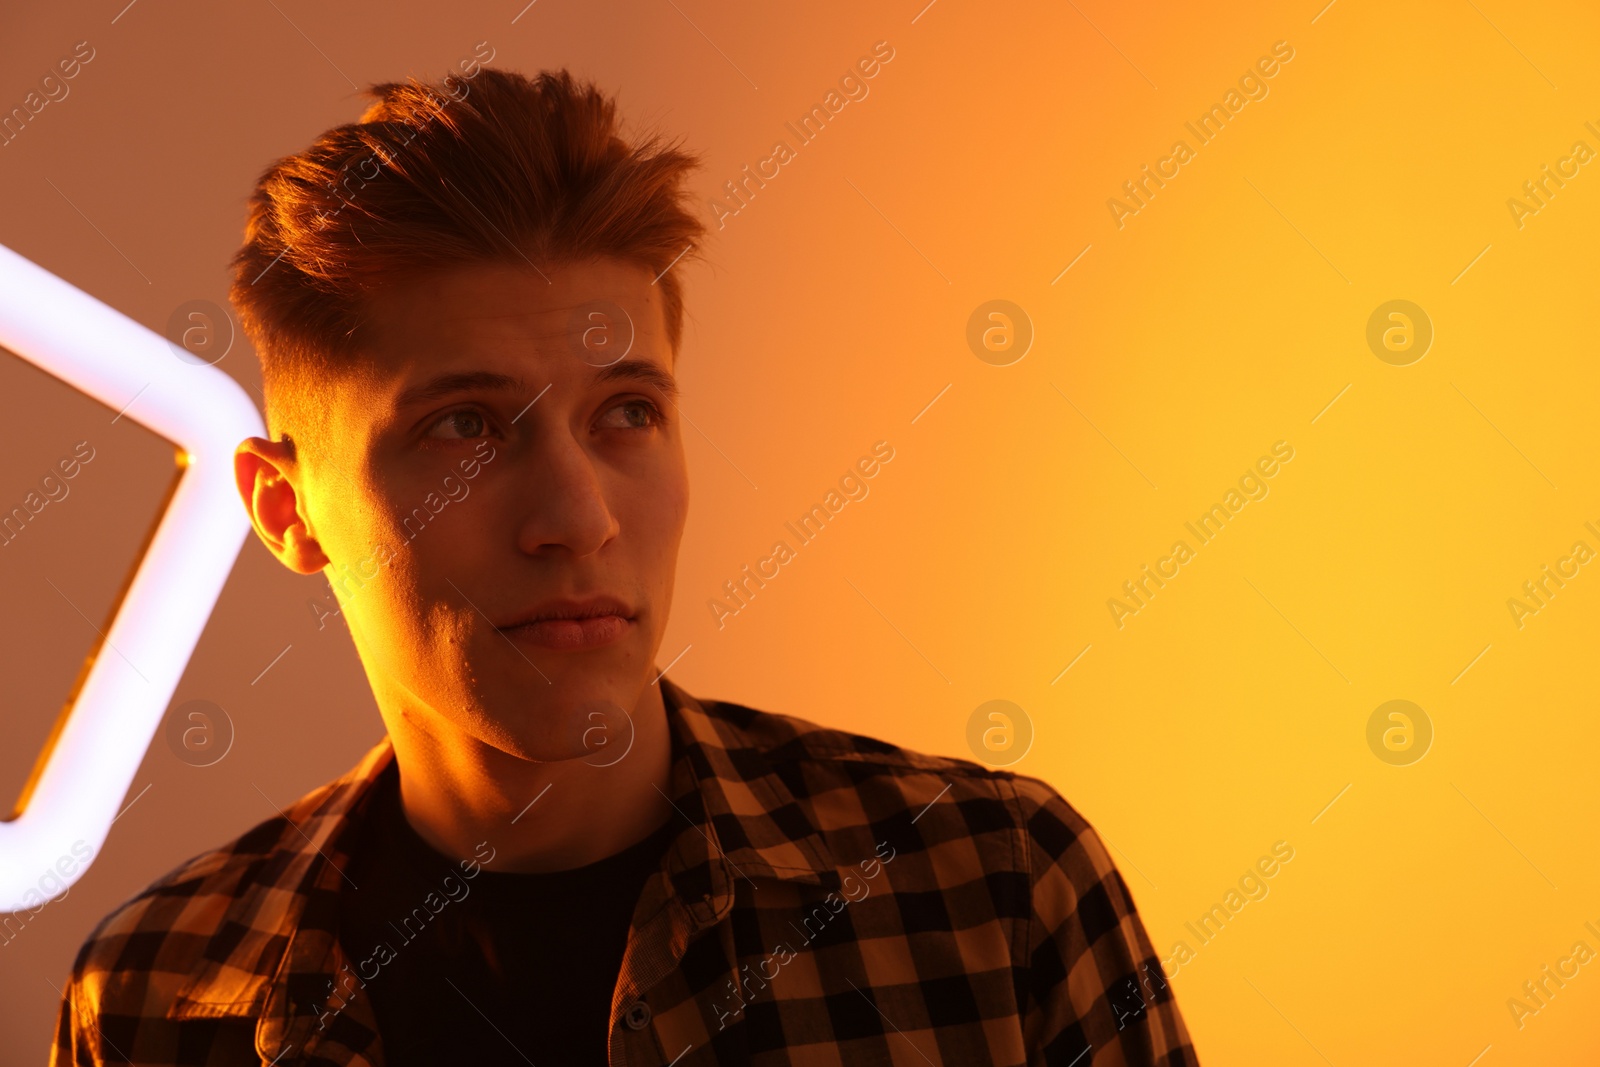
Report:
2,0,1598,1063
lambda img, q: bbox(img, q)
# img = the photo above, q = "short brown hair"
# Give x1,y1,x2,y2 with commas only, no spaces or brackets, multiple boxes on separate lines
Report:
228,66,706,444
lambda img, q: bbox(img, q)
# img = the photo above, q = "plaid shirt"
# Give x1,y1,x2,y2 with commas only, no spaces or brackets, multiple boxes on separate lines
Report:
51,675,1198,1066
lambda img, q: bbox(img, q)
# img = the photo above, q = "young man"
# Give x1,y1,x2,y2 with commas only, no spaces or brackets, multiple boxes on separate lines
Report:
51,67,1197,1066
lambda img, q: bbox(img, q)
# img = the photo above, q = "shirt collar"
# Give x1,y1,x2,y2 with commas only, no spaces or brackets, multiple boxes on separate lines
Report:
658,674,841,893
166,675,842,1055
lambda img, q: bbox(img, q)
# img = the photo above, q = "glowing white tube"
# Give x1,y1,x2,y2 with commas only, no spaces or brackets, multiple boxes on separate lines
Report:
0,241,263,912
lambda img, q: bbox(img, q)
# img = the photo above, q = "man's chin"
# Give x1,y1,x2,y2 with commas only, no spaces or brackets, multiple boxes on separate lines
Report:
469,683,643,767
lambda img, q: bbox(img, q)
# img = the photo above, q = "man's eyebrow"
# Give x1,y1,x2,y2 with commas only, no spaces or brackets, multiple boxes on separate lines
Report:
392,361,678,410
394,371,525,410
595,359,679,401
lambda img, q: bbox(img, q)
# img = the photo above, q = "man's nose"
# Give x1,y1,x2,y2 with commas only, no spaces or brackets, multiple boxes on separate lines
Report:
512,433,619,557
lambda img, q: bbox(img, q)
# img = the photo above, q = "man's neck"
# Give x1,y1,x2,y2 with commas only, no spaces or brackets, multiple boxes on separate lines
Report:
377,682,676,874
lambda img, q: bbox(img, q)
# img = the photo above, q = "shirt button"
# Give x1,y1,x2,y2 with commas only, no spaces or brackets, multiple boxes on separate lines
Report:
624,1000,652,1030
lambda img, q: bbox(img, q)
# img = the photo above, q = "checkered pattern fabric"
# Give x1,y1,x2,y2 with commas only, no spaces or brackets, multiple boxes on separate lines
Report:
51,675,1198,1065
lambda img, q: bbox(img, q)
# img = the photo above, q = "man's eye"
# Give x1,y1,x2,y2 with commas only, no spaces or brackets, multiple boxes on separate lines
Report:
600,399,664,432
427,409,490,440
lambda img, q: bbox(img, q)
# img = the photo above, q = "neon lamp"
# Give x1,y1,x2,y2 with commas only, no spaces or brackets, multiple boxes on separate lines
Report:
0,241,262,912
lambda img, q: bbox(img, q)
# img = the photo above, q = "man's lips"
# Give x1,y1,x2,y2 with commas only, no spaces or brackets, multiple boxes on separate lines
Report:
500,614,631,651
495,596,636,651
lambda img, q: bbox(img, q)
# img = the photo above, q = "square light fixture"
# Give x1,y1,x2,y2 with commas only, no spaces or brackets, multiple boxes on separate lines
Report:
0,241,262,912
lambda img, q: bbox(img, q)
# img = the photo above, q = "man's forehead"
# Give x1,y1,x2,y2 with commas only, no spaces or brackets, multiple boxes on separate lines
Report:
353,259,671,393
427,293,654,330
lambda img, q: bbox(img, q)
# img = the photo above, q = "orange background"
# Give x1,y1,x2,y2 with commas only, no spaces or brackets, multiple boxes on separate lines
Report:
3,0,1600,1062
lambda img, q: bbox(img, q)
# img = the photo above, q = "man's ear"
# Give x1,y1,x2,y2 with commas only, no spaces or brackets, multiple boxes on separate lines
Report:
234,436,330,575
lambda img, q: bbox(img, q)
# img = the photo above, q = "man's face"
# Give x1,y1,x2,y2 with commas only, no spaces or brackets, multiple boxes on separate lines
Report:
296,256,687,764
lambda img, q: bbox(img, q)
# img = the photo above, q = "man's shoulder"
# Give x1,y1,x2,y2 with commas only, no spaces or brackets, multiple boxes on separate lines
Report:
71,767,356,984
703,690,996,778
695,691,1090,841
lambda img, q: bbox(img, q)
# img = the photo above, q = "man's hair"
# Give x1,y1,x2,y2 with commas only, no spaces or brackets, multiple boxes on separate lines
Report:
227,66,706,444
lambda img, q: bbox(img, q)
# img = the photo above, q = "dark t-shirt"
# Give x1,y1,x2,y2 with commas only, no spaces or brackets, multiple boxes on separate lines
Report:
335,760,677,1067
